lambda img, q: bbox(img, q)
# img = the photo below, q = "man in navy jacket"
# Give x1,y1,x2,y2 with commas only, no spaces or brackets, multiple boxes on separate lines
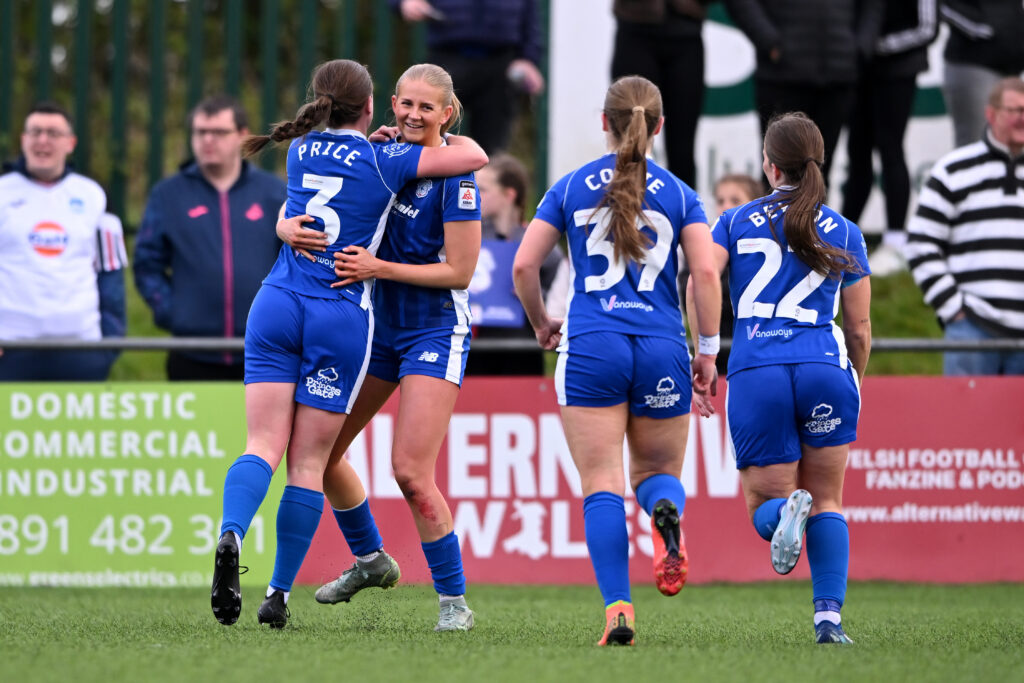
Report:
134,95,286,380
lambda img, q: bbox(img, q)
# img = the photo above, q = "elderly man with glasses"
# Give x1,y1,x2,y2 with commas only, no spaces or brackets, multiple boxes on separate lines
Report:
0,101,127,381
907,77,1024,375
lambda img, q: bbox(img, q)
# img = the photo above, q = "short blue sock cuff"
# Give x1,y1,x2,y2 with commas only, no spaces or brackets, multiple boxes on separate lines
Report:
753,498,787,541
583,491,625,512
333,499,384,557
422,531,465,596
281,485,325,512
807,511,848,529
814,598,842,614
634,473,686,517
235,453,273,478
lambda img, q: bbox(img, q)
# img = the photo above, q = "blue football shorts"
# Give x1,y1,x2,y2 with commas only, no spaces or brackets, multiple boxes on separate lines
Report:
367,318,471,386
244,284,372,413
725,362,861,469
554,331,692,418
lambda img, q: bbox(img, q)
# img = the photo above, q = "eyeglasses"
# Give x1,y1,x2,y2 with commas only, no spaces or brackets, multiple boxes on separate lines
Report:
24,128,72,139
192,128,238,138
997,106,1024,117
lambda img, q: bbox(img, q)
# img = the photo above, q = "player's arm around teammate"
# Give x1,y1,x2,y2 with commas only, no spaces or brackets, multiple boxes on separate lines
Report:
514,76,720,646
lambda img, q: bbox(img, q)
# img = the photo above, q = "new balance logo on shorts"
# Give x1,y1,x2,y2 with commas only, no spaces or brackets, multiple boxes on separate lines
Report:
418,351,439,363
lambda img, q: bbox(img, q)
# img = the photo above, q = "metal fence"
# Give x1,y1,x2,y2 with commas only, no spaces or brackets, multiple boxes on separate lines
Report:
4,337,1024,352
0,0,550,223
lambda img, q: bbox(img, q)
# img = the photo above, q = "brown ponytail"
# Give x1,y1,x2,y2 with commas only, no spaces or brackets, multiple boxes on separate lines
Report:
593,76,663,264
763,113,860,277
241,59,374,157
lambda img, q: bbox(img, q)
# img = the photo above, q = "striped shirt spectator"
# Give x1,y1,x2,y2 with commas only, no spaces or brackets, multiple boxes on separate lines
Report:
907,77,1024,375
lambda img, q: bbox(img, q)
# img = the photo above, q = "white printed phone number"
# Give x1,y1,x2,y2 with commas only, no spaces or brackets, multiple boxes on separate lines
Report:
0,514,264,556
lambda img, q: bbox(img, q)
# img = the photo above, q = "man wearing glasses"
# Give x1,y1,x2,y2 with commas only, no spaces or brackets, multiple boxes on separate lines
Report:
907,77,1024,375
135,95,286,380
0,102,127,381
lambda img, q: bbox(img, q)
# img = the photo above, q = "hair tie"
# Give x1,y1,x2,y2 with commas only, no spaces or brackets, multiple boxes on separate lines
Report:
804,156,822,168
317,92,338,108
632,106,645,114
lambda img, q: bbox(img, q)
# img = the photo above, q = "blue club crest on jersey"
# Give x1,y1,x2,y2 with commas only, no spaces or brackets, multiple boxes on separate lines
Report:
415,178,433,198
381,141,412,157
69,198,85,213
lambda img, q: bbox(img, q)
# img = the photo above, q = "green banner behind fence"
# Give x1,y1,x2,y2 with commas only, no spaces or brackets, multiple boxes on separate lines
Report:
0,383,282,587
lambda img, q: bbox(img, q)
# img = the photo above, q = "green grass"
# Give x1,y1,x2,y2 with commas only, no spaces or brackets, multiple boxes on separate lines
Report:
2,583,1021,682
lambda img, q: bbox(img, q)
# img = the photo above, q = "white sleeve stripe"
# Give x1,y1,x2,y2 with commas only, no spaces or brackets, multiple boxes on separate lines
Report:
940,5,994,39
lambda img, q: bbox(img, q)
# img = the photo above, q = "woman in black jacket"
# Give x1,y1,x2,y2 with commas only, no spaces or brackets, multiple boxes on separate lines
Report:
843,0,938,276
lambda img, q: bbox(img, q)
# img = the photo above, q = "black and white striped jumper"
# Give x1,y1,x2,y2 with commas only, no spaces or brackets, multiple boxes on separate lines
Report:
907,129,1024,337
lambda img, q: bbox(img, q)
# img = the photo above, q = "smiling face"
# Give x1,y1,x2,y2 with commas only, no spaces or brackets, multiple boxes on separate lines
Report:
392,78,452,147
21,112,76,182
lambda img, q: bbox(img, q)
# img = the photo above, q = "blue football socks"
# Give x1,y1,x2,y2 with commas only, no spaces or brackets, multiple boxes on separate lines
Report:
806,512,849,608
752,498,787,541
332,498,384,557
219,454,274,541
269,485,325,593
634,473,686,517
422,531,466,597
583,491,631,606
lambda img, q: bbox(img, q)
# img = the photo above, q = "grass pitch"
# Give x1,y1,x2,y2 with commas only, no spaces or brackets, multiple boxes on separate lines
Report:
2,582,1021,683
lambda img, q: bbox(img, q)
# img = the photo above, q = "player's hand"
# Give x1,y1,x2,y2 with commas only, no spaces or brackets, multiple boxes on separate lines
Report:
534,318,563,351
400,0,435,22
276,214,326,262
369,125,400,142
332,246,379,286
507,59,545,95
691,354,718,417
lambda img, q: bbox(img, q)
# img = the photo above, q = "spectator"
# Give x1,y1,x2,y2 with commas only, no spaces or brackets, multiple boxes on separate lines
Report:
723,0,883,185
389,0,544,154
907,77,1024,375
700,173,761,373
844,0,938,277
0,102,126,381
466,153,565,375
611,0,711,187
941,1,1024,147
134,95,286,381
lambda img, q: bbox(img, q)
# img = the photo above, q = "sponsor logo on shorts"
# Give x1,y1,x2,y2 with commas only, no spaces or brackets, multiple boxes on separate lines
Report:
599,294,653,313
305,366,342,399
746,323,793,340
643,376,681,409
804,403,842,434
417,351,439,363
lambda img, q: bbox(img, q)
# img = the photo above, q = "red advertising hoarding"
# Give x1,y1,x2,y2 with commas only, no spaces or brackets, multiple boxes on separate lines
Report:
297,376,1024,586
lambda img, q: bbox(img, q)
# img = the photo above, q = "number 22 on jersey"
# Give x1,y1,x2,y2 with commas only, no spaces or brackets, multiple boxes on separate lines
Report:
735,238,825,324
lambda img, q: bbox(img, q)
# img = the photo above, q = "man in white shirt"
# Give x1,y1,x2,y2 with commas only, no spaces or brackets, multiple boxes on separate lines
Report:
0,102,127,380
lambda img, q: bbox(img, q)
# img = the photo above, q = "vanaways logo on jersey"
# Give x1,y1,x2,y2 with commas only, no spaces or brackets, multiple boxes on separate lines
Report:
305,367,342,399
28,221,68,257
745,323,793,340
644,376,682,409
599,295,653,313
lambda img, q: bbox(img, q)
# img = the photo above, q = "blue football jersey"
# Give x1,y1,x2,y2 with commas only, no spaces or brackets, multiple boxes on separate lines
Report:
534,154,707,341
373,170,481,328
262,131,422,307
712,191,870,375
